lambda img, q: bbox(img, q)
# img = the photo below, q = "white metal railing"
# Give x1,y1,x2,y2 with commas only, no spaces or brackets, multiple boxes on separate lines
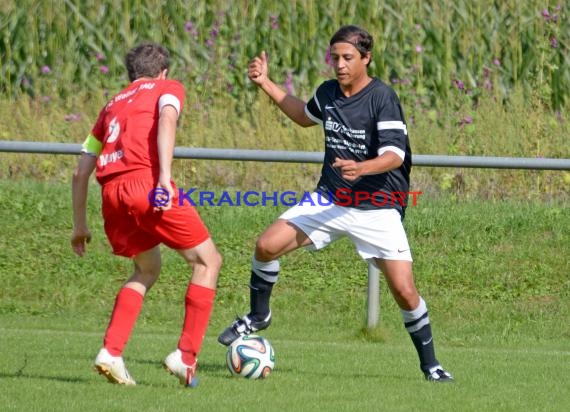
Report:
2,140,570,170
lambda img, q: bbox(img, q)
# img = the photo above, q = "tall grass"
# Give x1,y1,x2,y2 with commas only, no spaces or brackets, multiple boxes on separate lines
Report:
1,0,568,109
0,0,568,199
1,81,569,200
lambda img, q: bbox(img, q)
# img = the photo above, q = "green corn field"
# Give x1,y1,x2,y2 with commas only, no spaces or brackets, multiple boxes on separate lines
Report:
1,0,568,109
0,1,568,199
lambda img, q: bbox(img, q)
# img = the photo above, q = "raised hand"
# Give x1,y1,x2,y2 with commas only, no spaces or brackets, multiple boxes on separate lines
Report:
248,51,269,85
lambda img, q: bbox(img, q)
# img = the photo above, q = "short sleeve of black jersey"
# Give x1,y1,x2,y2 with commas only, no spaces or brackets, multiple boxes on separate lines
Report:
376,88,408,158
305,90,323,124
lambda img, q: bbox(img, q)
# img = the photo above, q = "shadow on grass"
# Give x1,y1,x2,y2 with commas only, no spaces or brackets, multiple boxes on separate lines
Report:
134,358,228,374
0,370,90,384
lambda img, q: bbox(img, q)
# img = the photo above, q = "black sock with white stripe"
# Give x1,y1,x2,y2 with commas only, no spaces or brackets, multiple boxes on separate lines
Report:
401,297,439,373
249,257,279,321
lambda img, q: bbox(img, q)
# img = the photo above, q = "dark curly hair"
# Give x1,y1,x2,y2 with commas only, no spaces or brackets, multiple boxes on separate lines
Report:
125,43,170,82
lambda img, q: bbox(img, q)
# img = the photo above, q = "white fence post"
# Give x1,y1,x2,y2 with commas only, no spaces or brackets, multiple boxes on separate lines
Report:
367,262,380,328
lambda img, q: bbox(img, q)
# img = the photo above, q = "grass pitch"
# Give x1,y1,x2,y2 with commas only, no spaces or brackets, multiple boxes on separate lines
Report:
0,179,569,411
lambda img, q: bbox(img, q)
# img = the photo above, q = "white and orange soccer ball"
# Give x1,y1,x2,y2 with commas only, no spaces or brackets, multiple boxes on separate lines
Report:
226,335,275,379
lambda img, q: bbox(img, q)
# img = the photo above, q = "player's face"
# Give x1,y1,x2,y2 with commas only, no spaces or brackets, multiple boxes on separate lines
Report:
330,42,370,89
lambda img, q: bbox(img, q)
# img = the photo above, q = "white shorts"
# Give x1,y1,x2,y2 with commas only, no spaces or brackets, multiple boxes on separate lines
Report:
279,192,412,263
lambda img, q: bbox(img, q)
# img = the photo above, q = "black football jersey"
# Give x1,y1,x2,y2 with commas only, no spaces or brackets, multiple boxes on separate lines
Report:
305,77,412,217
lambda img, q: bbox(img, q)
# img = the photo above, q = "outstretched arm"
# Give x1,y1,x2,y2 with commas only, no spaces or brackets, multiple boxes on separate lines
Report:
71,153,96,256
249,51,315,127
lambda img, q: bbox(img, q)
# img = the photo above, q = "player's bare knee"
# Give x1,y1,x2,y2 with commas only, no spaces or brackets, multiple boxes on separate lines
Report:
195,248,222,275
392,285,419,308
255,237,279,261
209,248,223,273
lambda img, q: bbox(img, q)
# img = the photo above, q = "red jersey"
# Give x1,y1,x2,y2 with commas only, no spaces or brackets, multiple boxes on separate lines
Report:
91,79,185,184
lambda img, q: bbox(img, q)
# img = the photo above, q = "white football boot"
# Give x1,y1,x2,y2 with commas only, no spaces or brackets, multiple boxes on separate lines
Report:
94,348,136,386
163,349,198,387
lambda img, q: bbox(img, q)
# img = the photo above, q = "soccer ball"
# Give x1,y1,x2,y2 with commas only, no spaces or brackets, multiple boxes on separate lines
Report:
226,335,275,379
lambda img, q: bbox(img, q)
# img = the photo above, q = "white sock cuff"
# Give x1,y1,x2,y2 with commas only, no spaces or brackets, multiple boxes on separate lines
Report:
252,256,279,283
401,296,428,323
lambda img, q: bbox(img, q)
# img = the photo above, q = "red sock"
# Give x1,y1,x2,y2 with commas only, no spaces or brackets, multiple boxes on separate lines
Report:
103,287,144,356
178,283,216,365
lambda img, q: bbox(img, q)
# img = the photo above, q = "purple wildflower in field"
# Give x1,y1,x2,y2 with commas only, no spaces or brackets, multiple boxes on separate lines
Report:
284,71,294,95
550,37,558,48
41,65,51,74
415,44,423,53
42,96,51,103
205,16,223,48
100,65,109,74
184,21,199,37
325,47,332,66
270,14,279,30
415,24,421,30
543,7,561,24
21,77,30,88
95,52,105,61
482,66,493,89
458,115,473,128
390,78,399,84
453,79,465,90
493,58,501,66
64,113,81,122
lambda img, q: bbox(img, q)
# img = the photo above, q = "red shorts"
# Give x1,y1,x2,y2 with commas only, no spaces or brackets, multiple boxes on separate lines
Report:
101,171,210,257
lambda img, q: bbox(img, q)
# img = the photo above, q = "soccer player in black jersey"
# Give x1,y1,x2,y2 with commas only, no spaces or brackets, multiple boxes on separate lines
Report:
218,25,453,382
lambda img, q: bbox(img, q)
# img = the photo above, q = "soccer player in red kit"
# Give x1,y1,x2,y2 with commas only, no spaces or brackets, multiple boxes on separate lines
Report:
71,43,222,387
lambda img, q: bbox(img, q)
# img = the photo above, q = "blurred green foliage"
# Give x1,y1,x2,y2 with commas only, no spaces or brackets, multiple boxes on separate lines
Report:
1,0,568,110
